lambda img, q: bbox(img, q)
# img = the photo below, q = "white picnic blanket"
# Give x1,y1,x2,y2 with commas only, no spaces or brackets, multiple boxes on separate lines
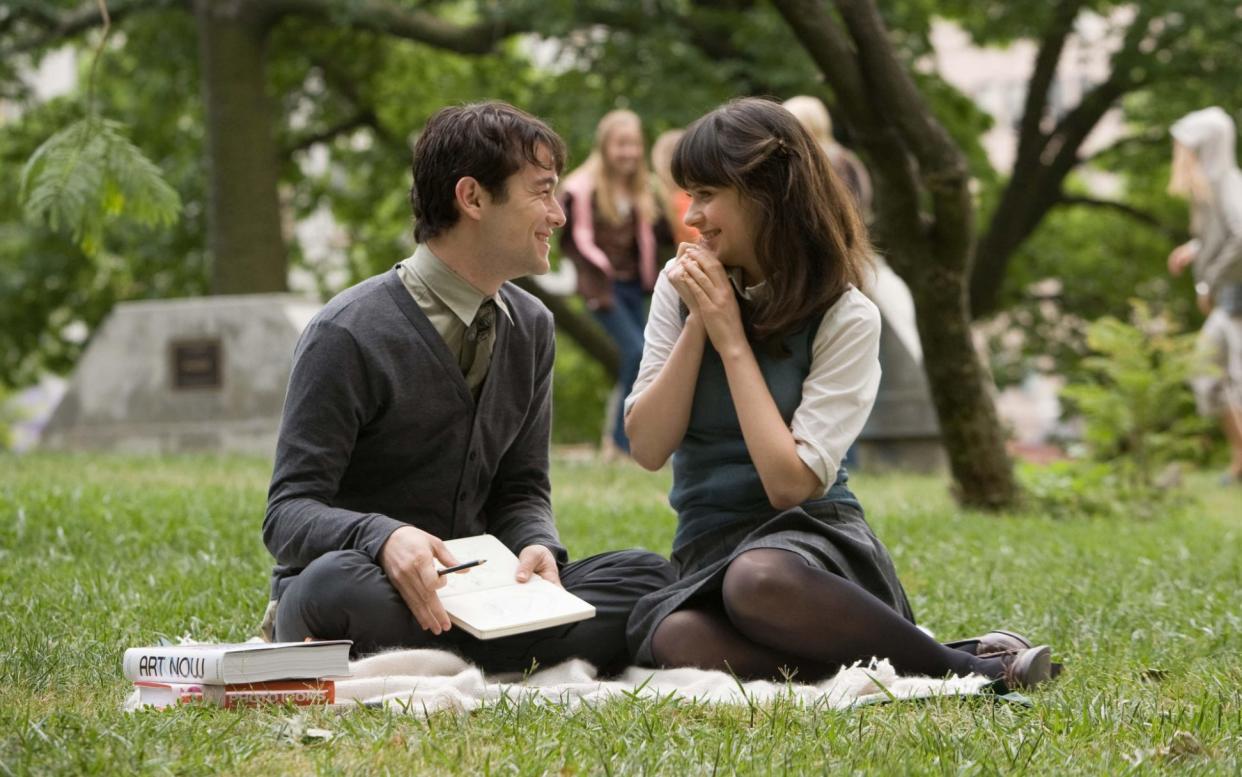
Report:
324,649,993,713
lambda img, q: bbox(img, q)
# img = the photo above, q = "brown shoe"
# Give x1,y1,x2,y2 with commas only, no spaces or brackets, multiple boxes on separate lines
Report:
996,645,1054,691
945,629,1032,656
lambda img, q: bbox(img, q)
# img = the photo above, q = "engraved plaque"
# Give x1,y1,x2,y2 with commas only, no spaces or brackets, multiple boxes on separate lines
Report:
171,339,222,390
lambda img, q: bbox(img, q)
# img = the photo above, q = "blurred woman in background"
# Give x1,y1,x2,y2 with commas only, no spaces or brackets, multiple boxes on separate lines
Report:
561,110,661,459
652,128,698,246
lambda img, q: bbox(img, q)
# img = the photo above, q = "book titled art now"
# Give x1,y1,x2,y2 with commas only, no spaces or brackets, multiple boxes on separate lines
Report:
122,641,352,685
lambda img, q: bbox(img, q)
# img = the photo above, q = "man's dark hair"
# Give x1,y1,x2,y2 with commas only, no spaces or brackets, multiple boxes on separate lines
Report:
411,102,567,242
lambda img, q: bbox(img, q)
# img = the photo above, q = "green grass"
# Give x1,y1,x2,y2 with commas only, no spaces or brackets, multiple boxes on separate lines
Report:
1,453,1238,775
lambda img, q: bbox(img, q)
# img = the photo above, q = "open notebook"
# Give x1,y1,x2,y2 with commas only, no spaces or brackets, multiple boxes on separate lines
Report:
437,535,595,640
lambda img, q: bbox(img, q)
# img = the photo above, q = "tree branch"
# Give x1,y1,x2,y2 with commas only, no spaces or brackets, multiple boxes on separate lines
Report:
261,0,525,54
1079,129,1166,166
2,0,181,56
1011,0,1085,179
1039,5,1157,174
1057,195,1185,242
568,0,782,95
769,0,867,113
285,110,379,156
304,54,401,147
971,6,1158,316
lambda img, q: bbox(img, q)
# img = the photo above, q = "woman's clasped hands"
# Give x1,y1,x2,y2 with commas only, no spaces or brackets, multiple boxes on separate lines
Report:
668,242,746,353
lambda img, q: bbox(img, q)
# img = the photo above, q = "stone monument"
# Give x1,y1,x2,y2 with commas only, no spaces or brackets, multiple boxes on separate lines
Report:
855,319,944,472
41,294,321,455
853,259,944,472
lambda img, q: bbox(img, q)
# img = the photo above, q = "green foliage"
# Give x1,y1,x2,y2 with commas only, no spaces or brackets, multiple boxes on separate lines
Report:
0,385,16,452
1017,460,1137,519
1003,201,1190,323
1060,300,1209,502
967,0,1242,347
1,10,208,388
550,327,610,445
4,0,1240,415
982,194,1195,389
20,116,181,256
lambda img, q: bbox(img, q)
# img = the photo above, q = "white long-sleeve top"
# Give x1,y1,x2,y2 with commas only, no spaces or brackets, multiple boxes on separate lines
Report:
624,265,882,491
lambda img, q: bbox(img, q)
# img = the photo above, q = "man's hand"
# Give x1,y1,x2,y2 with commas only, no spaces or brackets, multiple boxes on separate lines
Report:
515,544,562,587
378,526,460,634
1168,243,1196,276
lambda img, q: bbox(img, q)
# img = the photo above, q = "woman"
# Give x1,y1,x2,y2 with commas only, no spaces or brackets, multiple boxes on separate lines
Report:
561,110,661,458
1167,107,1242,484
624,98,1056,690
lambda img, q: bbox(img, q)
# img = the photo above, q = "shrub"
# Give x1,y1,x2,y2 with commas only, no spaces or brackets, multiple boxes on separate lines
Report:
1057,300,1209,510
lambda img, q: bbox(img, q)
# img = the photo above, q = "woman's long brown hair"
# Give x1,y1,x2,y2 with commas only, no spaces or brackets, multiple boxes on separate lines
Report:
672,97,872,347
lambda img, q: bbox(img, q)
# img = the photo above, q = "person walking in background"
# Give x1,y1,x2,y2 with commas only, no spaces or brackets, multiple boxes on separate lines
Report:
560,109,662,460
652,129,698,246
624,98,1057,691
1168,107,1242,484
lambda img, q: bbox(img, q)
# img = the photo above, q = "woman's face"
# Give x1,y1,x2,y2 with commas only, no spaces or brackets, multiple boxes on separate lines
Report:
602,122,644,178
684,185,760,279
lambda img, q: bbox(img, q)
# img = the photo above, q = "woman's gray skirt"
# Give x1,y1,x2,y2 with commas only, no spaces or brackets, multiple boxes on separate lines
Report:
626,500,915,666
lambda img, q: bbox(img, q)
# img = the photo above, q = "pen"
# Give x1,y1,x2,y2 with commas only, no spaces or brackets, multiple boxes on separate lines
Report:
437,559,487,576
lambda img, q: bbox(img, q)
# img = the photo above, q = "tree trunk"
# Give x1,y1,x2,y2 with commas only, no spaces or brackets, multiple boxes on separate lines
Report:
907,259,1018,508
195,0,287,294
772,0,1018,507
970,195,1035,317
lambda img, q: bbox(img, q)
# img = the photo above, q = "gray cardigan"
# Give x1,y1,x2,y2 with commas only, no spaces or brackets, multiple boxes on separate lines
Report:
263,268,566,595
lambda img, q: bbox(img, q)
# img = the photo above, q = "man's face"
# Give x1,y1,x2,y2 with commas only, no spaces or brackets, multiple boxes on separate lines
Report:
478,147,566,280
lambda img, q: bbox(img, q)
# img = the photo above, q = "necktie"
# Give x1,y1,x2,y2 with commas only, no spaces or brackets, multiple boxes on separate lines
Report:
463,299,496,397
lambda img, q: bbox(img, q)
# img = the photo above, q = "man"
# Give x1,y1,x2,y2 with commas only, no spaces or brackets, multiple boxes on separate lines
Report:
263,102,674,673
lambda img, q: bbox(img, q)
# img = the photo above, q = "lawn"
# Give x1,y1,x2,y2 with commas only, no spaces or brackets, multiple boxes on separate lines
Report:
0,453,1238,775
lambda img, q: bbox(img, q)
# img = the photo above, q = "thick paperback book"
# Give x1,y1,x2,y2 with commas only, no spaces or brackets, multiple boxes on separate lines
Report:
133,679,336,709
123,641,351,685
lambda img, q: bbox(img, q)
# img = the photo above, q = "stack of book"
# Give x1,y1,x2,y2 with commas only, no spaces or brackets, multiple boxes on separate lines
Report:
123,640,351,709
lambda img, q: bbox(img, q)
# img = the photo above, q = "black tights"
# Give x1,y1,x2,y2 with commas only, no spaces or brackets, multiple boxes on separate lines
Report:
650,548,1005,682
